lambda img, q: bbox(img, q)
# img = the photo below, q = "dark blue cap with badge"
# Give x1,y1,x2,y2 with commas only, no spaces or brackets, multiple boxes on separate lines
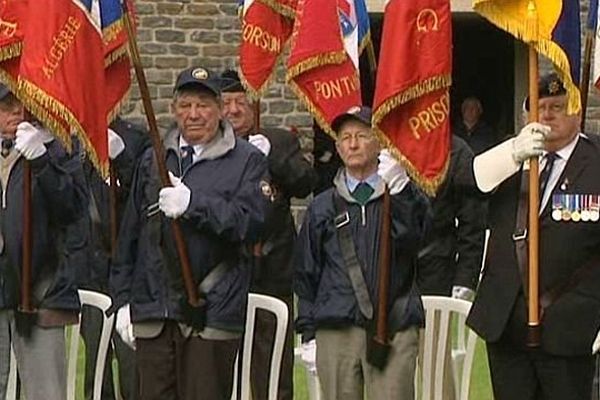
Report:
0,83,11,101
524,72,567,111
174,67,221,97
220,69,245,93
331,106,373,133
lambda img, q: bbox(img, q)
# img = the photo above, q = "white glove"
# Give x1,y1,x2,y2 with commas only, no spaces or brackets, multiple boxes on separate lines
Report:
248,134,271,156
300,339,317,374
451,285,475,301
158,172,191,219
14,122,54,160
377,149,409,195
593,329,600,354
108,128,125,160
115,304,135,350
512,122,548,164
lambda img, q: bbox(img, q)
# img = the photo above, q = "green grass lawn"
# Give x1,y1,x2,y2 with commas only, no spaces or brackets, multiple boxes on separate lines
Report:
292,337,493,400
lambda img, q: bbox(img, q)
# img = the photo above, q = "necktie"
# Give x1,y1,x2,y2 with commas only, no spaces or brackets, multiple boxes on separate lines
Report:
180,145,194,172
351,182,374,205
1,139,13,158
539,152,557,197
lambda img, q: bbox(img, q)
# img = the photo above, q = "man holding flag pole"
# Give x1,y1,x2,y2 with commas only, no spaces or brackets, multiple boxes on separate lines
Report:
466,1,600,398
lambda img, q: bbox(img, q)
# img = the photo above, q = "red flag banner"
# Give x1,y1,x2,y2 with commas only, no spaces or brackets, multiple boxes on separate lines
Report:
17,0,108,175
239,0,295,98
0,0,27,62
286,0,361,136
373,0,452,196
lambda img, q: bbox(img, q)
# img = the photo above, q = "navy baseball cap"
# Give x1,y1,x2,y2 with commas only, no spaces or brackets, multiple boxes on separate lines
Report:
220,69,245,93
331,106,373,133
0,83,11,101
174,67,221,97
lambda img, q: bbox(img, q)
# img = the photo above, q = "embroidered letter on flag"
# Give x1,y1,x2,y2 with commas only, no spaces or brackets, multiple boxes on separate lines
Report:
17,0,109,174
239,0,295,98
286,0,361,136
473,0,581,115
372,0,452,196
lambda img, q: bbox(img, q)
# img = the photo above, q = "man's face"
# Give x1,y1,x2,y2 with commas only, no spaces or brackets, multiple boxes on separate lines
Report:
0,94,24,138
222,92,254,136
335,119,380,171
538,95,580,152
172,90,222,145
462,100,481,125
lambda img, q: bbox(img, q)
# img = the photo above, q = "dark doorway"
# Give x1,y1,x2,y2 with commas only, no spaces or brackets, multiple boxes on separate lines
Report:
362,12,515,142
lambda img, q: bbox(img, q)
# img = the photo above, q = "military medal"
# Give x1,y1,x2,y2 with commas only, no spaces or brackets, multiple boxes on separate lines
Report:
581,195,590,222
551,194,563,221
570,195,581,222
590,195,600,222
561,195,571,221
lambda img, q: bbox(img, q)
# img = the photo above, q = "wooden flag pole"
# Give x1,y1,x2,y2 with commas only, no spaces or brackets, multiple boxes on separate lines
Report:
580,21,596,130
122,3,201,314
109,163,118,258
527,46,541,347
20,161,33,314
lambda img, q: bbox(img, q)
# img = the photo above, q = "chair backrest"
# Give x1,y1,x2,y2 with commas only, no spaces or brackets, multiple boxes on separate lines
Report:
231,293,289,400
67,290,115,400
293,336,322,400
419,296,477,400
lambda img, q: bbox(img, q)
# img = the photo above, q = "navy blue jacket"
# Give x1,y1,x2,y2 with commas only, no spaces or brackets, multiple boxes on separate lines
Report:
0,140,87,312
294,169,431,341
110,122,269,332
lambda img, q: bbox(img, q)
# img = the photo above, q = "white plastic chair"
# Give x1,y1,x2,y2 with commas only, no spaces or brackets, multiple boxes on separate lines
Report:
67,289,115,400
4,290,115,400
5,346,17,400
419,296,477,400
293,335,322,400
231,293,289,400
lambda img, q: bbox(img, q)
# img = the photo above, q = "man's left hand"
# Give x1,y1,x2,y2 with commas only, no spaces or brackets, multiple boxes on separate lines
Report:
593,329,600,354
248,134,271,156
159,172,191,219
451,285,475,301
108,128,125,160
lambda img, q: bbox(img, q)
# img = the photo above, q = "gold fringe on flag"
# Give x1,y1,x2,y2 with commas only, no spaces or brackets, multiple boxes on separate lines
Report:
372,73,452,196
473,0,581,115
258,0,296,19
17,79,109,178
0,42,22,63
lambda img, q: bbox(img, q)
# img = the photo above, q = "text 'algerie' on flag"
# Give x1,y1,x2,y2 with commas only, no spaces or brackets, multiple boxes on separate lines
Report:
473,0,581,115
373,0,452,196
286,0,361,137
239,0,296,98
0,0,133,177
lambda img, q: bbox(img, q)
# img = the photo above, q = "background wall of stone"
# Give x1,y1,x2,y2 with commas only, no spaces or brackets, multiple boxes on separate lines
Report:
122,0,600,142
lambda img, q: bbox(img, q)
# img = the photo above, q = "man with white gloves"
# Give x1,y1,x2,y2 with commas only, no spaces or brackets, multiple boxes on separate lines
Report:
466,73,600,400
294,106,431,400
220,69,317,400
109,67,269,400
0,84,87,400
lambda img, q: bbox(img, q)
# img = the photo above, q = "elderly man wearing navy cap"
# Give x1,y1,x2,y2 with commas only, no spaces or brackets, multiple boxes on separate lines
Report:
294,106,431,399
466,72,600,399
220,69,317,400
0,84,87,400
109,67,270,399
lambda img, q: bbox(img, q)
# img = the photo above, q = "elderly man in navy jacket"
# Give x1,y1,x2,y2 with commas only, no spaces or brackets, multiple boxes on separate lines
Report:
109,67,270,400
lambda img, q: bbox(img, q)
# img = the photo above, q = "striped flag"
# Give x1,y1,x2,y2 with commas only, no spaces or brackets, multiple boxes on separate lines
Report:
473,0,581,115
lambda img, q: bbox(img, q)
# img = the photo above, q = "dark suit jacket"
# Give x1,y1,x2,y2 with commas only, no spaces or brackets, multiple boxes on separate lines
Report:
467,134,600,356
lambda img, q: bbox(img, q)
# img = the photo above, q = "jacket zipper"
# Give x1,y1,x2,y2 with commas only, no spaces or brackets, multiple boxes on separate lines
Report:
361,205,366,226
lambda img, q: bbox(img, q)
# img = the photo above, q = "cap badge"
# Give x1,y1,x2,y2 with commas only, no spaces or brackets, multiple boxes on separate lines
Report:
192,68,208,80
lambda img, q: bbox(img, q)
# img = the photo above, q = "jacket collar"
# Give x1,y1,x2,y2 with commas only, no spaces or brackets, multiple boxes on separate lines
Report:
333,167,385,204
164,120,236,161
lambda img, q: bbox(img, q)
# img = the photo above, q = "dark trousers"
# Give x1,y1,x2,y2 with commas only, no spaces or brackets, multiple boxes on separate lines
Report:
136,321,239,400
487,336,594,400
81,305,138,400
250,295,294,400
